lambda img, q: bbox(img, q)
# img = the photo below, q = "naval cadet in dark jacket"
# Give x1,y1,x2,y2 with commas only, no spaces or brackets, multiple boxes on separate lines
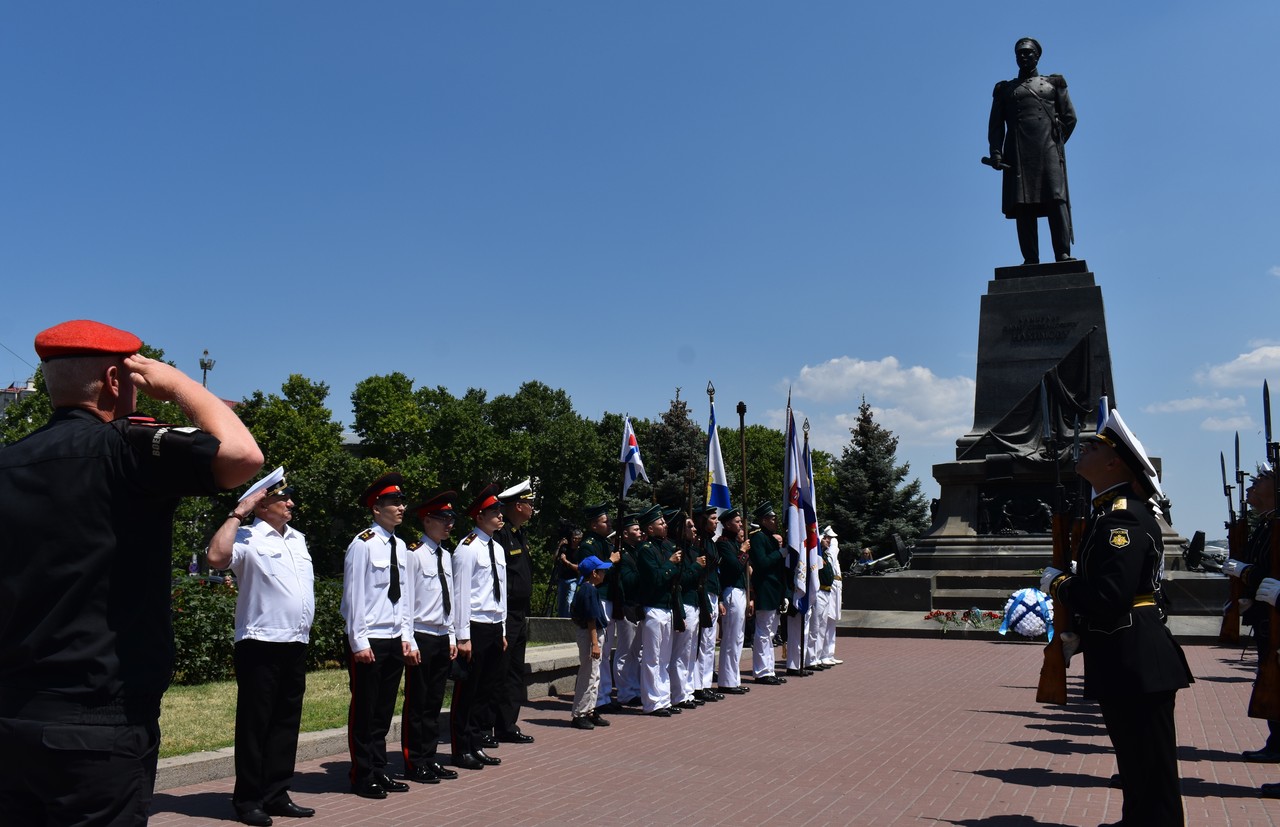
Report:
749,502,788,686
491,479,536,745
1043,408,1192,826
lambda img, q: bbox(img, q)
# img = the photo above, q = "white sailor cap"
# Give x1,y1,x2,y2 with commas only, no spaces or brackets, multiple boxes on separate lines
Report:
499,478,535,502
238,466,290,503
822,526,838,539
1095,409,1162,497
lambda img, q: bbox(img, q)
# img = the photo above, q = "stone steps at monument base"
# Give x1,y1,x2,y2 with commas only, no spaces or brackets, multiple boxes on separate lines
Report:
844,568,1230,616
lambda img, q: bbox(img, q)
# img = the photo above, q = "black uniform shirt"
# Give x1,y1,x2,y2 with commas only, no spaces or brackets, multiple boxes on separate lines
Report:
717,537,747,592
494,523,532,614
0,409,221,709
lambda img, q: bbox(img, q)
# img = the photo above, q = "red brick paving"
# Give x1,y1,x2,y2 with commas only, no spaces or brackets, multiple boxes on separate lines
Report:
150,640,1280,826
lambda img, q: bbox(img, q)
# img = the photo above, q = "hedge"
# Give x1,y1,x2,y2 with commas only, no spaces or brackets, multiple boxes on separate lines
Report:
170,576,347,685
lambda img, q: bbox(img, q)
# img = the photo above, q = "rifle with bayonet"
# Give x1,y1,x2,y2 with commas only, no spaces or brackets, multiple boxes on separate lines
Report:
1249,382,1280,720
1220,441,1244,643
1036,382,1073,705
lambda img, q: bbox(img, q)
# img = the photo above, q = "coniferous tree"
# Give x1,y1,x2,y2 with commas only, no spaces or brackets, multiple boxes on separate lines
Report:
827,398,929,555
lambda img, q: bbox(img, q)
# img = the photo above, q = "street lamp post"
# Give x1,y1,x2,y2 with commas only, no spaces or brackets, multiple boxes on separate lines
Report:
198,349,215,388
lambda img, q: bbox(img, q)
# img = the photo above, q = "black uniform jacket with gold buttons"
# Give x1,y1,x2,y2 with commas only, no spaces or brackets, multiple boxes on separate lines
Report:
1055,482,1192,699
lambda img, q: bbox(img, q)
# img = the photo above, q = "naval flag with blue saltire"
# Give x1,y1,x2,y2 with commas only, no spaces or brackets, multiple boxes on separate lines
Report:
619,415,649,498
705,398,732,511
783,405,819,615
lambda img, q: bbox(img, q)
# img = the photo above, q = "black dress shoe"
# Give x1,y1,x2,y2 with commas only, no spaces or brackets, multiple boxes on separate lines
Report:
589,711,611,726
405,766,441,784
648,708,672,717
690,696,706,706
784,668,812,677
480,734,500,749
756,675,784,686
373,773,409,793
425,761,458,780
1243,748,1280,763
497,729,535,744
709,691,725,700
264,799,315,818
452,753,485,771
668,704,682,713
677,700,699,710
809,663,827,671
570,715,595,730
473,749,501,766
351,779,387,799
235,808,273,827
719,685,749,694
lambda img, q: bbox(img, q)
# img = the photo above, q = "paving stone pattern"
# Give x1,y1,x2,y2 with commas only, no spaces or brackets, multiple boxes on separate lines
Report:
150,640,1280,826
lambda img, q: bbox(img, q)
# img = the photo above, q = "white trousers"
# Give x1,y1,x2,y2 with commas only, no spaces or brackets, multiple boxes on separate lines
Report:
718,589,746,688
695,595,719,690
669,603,699,704
786,607,806,670
613,614,642,704
752,609,780,677
640,607,673,713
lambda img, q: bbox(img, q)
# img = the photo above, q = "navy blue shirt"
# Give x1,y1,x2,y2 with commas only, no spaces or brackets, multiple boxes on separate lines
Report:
570,579,609,631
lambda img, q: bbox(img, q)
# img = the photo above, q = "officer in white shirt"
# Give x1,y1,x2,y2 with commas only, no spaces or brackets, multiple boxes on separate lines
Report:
449,483,508,771
819,526,844,666
400,490,461,785
208,467,316,825
340,472,413,800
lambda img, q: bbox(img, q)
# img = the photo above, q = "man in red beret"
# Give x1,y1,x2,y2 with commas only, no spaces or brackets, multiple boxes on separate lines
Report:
0,319,263,825
341,472,414,800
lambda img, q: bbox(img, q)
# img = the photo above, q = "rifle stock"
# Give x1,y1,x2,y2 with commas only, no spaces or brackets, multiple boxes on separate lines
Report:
1220,518,1246,644
1036,511,1073,705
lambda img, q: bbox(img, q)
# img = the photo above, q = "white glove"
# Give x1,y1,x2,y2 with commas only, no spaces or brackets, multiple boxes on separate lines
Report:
1040,566,1065,594
1222,559,1249,579
1258,578,1280,607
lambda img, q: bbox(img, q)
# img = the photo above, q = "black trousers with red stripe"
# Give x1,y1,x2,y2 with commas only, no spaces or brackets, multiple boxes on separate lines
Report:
346,637,404,784
401,632,451,771
450,621,504,755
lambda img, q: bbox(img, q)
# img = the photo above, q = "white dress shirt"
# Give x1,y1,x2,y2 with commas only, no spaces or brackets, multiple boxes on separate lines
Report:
406,535,457,646
228,518,315,644
451,528,507,641
340,523,411,652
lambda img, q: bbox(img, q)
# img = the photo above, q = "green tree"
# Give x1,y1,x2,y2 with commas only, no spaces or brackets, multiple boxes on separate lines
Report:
827,398,929,554
645,391,704,511
234,375,375,575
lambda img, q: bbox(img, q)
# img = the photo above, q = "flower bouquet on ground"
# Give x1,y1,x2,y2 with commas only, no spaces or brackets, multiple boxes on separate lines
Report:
924,606,1003,633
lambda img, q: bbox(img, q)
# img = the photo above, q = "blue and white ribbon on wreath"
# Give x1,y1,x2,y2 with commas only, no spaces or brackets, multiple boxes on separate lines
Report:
999,587,1054,641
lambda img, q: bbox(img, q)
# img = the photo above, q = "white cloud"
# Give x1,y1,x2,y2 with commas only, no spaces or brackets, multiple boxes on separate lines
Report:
1195,346,1280,388
1201,415,1254,432
1143,395,1246,414
1269,265,1280,278
789,355,975,411
777,355,975,457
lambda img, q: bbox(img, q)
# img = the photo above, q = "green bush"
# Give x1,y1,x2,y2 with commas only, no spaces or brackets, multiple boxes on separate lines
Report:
170,576,238,685
171,575,349,685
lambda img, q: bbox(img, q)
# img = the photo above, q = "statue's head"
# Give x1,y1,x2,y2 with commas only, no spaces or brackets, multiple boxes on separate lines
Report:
1014,37,1042,70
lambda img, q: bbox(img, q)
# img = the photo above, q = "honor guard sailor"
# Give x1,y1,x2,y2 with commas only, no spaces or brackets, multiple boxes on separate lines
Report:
749,502,789,686
716,508,753,694
635,505,681,716
1042,409,1192,825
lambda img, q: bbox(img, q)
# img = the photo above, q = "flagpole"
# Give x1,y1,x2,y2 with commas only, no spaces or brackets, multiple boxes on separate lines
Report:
737,400,752,617
802,417,813,673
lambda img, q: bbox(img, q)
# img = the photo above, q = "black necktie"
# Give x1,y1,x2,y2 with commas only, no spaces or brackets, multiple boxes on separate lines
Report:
436,547,451,615
488,539,501,601
389,535,401,604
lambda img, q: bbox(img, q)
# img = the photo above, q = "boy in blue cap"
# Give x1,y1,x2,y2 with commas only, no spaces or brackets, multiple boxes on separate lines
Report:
570,556,613,729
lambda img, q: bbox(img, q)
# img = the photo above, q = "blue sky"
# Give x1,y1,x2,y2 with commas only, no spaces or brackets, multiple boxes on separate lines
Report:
2,2,1277,542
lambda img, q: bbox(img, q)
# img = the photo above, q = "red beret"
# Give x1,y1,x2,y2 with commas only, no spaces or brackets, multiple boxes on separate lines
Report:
34,320,142,360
